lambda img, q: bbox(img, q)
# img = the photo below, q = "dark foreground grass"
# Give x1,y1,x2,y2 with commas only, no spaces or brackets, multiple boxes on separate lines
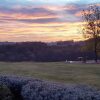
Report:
0,62,100,88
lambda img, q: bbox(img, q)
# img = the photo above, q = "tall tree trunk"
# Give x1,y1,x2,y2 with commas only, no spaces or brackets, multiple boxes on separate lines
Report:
94,38,98,63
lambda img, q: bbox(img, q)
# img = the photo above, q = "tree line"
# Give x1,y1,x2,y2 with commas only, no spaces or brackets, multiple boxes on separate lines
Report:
0,41,98,62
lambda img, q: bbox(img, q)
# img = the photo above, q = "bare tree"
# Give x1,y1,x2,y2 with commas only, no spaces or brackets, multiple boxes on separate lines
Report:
82,5,100,62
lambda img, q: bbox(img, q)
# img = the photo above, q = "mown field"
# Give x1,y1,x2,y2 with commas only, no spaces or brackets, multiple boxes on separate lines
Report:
0,62,100,88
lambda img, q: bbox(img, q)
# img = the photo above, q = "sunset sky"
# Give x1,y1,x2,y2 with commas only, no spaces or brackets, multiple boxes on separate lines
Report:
0,0,99,42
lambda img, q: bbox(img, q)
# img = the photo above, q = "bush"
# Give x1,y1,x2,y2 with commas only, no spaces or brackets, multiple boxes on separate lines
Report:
0,75,100,100
0,75,42,100
22,81,100,100
0,84,13,100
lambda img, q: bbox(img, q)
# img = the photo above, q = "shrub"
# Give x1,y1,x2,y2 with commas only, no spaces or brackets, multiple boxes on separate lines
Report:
0,75,42,100
0,84,13,100
22,81,100,100
0,75,100,100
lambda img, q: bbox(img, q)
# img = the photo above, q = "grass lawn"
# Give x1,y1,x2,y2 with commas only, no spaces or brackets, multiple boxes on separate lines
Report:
0,62,100,88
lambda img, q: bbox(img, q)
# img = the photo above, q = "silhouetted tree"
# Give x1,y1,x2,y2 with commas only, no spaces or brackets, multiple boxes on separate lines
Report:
82,5,100,62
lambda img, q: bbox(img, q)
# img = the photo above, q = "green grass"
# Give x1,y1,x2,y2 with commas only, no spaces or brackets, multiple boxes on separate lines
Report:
0,62,100,88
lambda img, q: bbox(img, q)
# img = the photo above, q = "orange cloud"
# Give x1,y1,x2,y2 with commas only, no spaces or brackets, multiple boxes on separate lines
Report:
75,10,94,17
0,19,84,42
0,4,85,42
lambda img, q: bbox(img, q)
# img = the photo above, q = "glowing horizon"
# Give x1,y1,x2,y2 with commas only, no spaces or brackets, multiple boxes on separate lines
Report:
0,0,99,42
